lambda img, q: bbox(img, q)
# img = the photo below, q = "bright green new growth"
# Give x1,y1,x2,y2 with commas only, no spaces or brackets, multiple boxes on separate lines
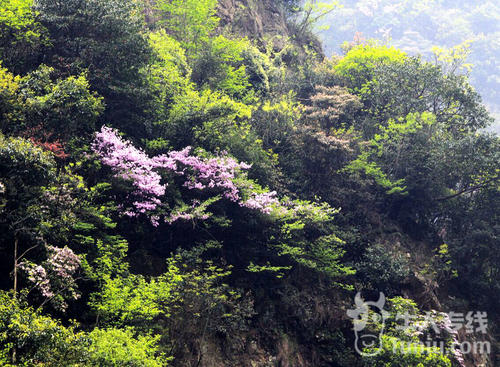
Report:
0,0,36,32
335,43,407,91
346,112,437,195
0,291,169,366
363,335,452,367
156,0,219,55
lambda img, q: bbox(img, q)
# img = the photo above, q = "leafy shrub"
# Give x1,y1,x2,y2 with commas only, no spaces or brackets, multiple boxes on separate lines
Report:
87,328,169,367
363,335,452,367
357,243,410,290
0,290,169,366
334,43,407,91
0,290,89,366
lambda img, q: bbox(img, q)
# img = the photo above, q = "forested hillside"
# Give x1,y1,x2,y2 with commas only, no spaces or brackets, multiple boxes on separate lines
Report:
318,0,500,131
0,0,498,366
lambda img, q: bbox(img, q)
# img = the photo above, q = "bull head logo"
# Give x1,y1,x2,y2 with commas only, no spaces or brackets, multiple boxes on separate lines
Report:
347,292,388,356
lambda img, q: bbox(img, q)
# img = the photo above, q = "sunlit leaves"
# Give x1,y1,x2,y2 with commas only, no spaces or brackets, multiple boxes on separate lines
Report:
155,0,219,55
334,43,407,91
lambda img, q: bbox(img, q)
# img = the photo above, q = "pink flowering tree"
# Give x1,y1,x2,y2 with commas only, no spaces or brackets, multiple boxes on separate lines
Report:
91,126,166,222
92,126,282,225
19,245,81,312
92,126,351,279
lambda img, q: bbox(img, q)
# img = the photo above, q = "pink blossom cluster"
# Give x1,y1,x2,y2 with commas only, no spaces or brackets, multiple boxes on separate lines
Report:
92,126,166,217
20,263,52,297
153,146,251,202
92,126,282,224
241,191,280,214
167,211,210,224
46,246,81,282
19,246,81,308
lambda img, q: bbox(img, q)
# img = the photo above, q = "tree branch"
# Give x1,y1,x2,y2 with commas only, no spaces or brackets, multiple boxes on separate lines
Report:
434,177,498,201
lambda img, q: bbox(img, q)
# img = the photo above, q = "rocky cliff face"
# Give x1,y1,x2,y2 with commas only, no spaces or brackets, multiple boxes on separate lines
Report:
217,0,291,47
217,0,324,56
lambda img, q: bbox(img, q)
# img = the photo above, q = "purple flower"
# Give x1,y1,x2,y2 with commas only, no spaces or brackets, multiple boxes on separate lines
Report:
92,126,302,225
241,191,280,214
92,126,167,222
19,246,81,310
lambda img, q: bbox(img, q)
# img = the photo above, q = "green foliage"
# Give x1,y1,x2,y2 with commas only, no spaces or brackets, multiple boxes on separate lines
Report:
363,335,452,367
91,249,254,362
35,0,153,136
0,133,56,238
191,35,252,100
0,290,89,366
334,43,407,91
0,0,37,36
359,56,492,134
272,200,355,280
91,266,181,325
441,176,500,312
247,262,292,278
164,251,254,337
155,0,255,101
19,65,104,141
421,243,458,283
319,0,500,129
0,64,104,152
0,290,169,366
346,112,438,195
358,243,411,290
346,150,407,195
87,328,169,367
148,30,192,111
239,44,277,96
87,237,129,280
0,65,22,133
252,91,301,149
0,0,46,73
147,27,269,176
358,297,459,367
155,0,219,55
289,0,340,35
91,251,246,328
432,40,474,75
150,64,278,183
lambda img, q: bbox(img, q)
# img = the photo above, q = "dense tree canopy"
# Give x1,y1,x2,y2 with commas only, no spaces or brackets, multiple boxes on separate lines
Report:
318,0,500,131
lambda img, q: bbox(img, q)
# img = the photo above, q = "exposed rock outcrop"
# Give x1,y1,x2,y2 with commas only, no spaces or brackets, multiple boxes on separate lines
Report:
217,0,290,48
